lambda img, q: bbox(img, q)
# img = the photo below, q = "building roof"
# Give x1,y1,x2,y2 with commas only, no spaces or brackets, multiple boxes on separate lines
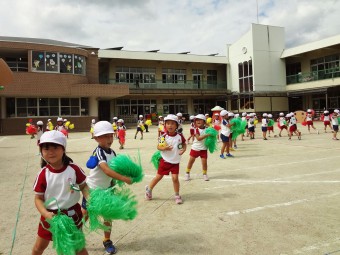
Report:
281,34,340,58
98,49,227,64
0,36,93,49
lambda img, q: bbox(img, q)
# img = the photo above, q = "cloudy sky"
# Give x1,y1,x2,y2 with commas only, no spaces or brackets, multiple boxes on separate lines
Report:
1,0,339,55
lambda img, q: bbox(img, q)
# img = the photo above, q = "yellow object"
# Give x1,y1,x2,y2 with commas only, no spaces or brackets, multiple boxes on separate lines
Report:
158,124,164,132
254,119,258,125
48,123,54,130
69,123,74,129
145,119,152,126
207,117,212,124
112,123,117,130
26,123,30,127
141,124,145,131
90,127,94,134
65,121,70,127
158,136,167,147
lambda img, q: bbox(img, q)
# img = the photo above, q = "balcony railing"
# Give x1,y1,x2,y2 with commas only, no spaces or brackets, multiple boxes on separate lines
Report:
286,68,340,85
103,79,227,90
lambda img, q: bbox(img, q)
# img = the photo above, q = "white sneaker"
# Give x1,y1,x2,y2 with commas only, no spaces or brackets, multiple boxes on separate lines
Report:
317,130,319,134
203,174,209,181
184,173,190,181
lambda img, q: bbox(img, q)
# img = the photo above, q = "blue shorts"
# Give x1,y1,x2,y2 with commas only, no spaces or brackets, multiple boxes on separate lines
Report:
262,127,267,132
220,134,229,142
248,126,255,132
333,125,339,132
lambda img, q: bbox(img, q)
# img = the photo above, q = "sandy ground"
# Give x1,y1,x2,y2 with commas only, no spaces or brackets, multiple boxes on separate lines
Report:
1,122,340,255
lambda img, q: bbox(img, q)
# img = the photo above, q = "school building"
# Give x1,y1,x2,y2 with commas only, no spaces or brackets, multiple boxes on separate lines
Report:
0,23,339,135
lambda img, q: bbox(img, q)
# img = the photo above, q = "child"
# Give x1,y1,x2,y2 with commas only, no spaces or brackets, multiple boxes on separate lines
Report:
55,117,68,136
32,130,89,255
187,115,195,144
288,113,302,140
241,112,247,141
134,115,144,140
213,113,221,142
82,121,132,254
145,114,186,204
117,119,126,149
220,110,234,158
323,110,332,133
331,109,339,140
90,119,95,139
267,114,274,137
36,120,44,155
185,114,211,181
158,116,165,137
45,119,52,131
176,112,183,134
248,113,255,139
112,117,118,139
261,113,268,140
277,112,288,137
304,109,319,134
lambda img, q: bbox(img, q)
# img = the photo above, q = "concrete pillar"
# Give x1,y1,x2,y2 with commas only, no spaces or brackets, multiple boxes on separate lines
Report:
89,97,98,117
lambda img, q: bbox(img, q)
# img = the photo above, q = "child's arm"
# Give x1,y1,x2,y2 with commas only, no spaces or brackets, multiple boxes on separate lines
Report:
34,194,54,219
157,144,173,151
99,162,132,184
179,143,187,155
195,133,210,141
80,182,90,200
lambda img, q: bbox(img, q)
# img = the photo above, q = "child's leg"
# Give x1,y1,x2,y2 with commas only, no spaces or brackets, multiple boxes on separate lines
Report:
149,174,164,190
171,174,180,194
32,236,50,255
220,141,227,156
186,156,196,171
77,248,89,255
201,158,208,180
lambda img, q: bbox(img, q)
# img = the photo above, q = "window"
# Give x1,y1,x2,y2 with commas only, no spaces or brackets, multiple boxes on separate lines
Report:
6,97,88,117
116,98,156,115
311,54,340,79
32,51,46,71
5,57,28,72
162,69,186,84
60,53,73,73
115,67,156,84
45,52,58,72
207,70,217,86
193,99,215,114
74,55,86,75
238,60,253,92
163,99,187,114
240,95,254,110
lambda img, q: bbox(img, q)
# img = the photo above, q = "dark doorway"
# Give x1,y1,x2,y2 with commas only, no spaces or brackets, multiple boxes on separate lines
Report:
98,100,111,121
288,96,303,111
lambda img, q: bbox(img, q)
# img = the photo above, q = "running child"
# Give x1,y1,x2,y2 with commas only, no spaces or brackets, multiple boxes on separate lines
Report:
304,109,319,134
267,114,275,137
117,119,126,149
248,113,255,139
323,110,332,133
32,130,89,255
55,117,68,137
277,112,288,137
145,114,186,204
158,116,165,137
185,114,211,181
288,113,301,140
176,112,183,134
112,117,118,139
36,120,44,155
134,115,144,140
331,109,339,140
90,119,95,139
82,121,132,254
220,110,234,158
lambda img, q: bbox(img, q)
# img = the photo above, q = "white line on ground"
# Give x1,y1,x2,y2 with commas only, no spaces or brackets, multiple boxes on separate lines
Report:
0,137,8,143
213,180,340,184
224,192,340,216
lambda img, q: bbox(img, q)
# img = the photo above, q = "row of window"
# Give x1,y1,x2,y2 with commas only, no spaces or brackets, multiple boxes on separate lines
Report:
6,98,89,117
238,61,254,92
115,66,218,85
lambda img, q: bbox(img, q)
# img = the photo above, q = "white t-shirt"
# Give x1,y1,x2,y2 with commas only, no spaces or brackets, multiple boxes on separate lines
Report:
261,118,268,127
331,115,339,126
306,113,313,121
289,117,297,126
86,146,116,189
221,119,230,136
248,117,254,128
33,163,86,210
324,115,330,121
191,127,208,151
279,117,286,126
160,133,186,164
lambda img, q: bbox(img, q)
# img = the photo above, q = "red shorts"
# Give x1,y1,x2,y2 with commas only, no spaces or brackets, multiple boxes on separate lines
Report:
307,121,313,125
189,149,208,159
190,129,194,135
324,121,330,126
289,125,297,132
267,126,273,131
279,125,287,130
158,158,179,175
37,203,83,241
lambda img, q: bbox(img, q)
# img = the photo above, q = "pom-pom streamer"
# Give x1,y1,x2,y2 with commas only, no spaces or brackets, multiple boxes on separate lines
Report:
204,127,218,153
108,153,144,184
151,150,162,170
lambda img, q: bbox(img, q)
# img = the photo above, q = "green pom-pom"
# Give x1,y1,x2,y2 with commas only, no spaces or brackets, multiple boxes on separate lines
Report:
151,150,162,170
46,212,85,255
86,187,138,232
230,118,246,140
268,119,274,127
204,127,218,153
108,153,144,185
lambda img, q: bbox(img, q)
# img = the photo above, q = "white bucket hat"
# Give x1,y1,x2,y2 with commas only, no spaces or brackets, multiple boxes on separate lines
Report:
220,110,228,117
262,113,268,117
189,115,195,120
37,120,43,125
242,112,247,117
94,121,114,137
268,114,273,118
57,117,63,122
228,112,234,117
117,119,124,123
39,130,66,148
195,114,206,121
91,119,96,124
139,115,143,118
176,113,183,117
164,114,179,124
279,112,284,116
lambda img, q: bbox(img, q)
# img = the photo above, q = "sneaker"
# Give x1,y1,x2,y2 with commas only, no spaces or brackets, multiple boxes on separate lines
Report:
229,147,235,151
175,195,183,204
145,185,152,200
184,173,190,181
103,240,117,254
220,154,226,159
332,137,339,140
134,136,137,139
226,153,234,157
234,145,237,149
203,174,209,181
317,130,319,134
140,137,143,140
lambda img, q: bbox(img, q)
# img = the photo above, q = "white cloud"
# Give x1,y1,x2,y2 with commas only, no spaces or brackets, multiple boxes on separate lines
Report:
0,0,339,55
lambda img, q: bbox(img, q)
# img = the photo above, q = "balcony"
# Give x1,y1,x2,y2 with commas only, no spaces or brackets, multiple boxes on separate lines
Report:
104,79,226,90
287,68,340,85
